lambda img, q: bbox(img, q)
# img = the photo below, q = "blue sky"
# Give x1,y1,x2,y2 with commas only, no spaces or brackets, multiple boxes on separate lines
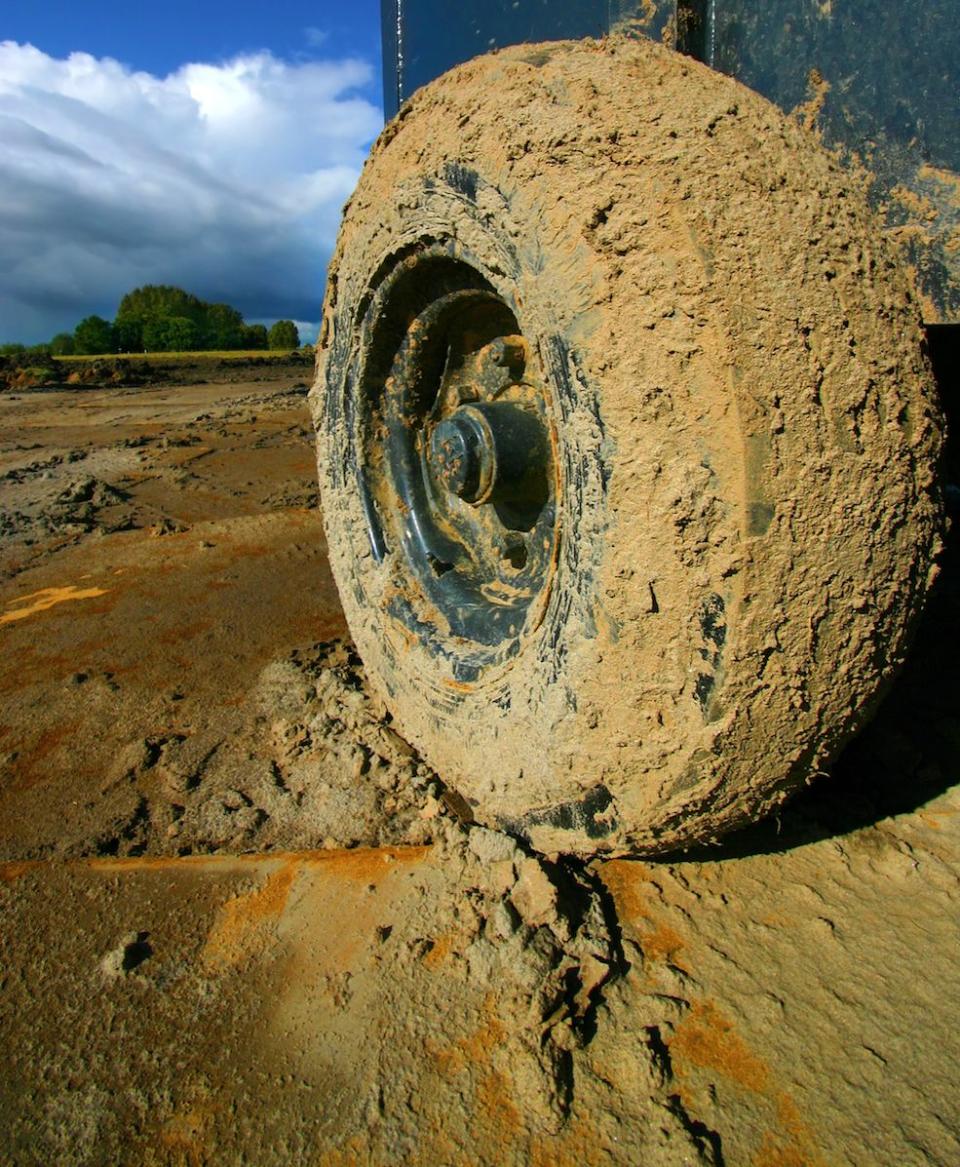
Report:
0,1,384,344
2,0,382,83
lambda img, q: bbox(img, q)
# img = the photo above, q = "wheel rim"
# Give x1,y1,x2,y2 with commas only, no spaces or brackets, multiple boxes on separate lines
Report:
356,247,559,681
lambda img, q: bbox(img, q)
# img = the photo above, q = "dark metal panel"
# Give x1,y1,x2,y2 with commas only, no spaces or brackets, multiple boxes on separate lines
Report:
380,0,400,123
382,0,603,117
380,0,673,119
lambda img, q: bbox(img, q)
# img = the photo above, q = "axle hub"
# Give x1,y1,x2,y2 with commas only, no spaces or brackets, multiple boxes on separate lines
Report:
427,402,547,508
428,407,497,503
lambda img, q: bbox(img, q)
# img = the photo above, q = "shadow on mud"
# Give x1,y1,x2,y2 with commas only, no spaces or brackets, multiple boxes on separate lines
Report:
679,524,960,863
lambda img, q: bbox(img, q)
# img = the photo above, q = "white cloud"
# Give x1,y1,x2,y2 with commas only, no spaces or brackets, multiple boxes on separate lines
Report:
0,41,382,343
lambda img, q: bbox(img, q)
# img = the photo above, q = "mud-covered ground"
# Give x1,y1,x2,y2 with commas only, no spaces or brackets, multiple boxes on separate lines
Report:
0,365,445,860
1,366,958,1165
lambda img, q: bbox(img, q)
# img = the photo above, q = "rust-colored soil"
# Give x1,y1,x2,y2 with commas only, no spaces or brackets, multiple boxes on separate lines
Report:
0,374,460,860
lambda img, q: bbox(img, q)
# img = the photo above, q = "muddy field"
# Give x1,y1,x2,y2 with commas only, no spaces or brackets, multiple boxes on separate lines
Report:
1,364,958,1165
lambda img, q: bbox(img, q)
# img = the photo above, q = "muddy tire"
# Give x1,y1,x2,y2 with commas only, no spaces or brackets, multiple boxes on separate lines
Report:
312,37,942,856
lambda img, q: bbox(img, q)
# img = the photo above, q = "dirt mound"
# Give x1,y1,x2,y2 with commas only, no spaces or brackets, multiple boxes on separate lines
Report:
0,355,169,392
215,350,313,370
63,359,166,388
0,353,63,391
0,353,315,393
85,641,450,859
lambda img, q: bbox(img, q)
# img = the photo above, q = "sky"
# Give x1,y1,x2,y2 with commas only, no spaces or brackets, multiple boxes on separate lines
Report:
0,0,385,344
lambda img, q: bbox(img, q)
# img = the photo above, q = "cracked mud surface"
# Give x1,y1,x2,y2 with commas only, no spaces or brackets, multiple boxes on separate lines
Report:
1,370,958,1164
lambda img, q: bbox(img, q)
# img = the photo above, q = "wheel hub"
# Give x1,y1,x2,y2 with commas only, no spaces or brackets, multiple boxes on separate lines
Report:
357,250,559,667
427,401,545,507
428,408,495,503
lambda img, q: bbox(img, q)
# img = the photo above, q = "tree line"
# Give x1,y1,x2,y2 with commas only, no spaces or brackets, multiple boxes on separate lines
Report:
1,285,302,357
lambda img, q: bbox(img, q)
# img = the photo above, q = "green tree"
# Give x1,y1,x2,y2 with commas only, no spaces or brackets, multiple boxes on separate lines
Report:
0,343,26,356
203,303,246,350
50,333,75,356
243,323,269,350
73,316,114,355
115,285,206,353
55,285,273,358
163,317,201,352
112,317,143,353
268,320,299,350
143,316,202,353
116,285,206,327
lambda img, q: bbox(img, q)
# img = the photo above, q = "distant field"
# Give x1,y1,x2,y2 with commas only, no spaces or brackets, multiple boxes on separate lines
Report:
54,350,301,363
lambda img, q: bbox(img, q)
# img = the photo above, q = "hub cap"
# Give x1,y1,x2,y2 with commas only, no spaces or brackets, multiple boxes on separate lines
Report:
357,250,559,678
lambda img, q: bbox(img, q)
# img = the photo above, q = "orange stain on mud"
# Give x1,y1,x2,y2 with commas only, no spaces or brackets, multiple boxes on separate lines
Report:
83,845,426,877
604,866,824,1166
752,1135,815,1167
0,860,40,884
175,848,427,972
422,931,456,969
476,1068,524,1138
4,717,84,793
918,805,959,831
529,1119,617,1167
672,999,770,1093
671,1000,826,1167
154,617,214,647
156,1103,215,1163
600,860,689,971
201,862,298,972
598,859,658,923
1,584,111,625
640,918,688,967
427,995,508,1079
315,1136,368,1167
423,1000,529,1151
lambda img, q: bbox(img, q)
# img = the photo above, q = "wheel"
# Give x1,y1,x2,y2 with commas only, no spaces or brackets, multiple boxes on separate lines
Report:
311,37,942,856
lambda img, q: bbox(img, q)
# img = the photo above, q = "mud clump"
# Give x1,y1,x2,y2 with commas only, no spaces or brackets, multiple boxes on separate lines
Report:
84,641,454,859
0,353,63,391
0,353,167,392
0,460,137,554
62,359,165,388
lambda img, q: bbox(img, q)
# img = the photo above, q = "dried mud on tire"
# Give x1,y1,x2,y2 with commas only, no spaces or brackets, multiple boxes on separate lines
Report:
313,37,943,856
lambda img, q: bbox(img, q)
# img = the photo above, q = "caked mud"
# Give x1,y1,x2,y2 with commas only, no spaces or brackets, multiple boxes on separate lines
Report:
315,37,942,855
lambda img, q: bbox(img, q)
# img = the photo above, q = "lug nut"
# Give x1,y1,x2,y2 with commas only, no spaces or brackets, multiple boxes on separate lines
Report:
490,335,527,372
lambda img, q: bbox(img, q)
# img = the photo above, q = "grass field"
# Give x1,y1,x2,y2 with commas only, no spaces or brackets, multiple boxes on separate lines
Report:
54,349,303,363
